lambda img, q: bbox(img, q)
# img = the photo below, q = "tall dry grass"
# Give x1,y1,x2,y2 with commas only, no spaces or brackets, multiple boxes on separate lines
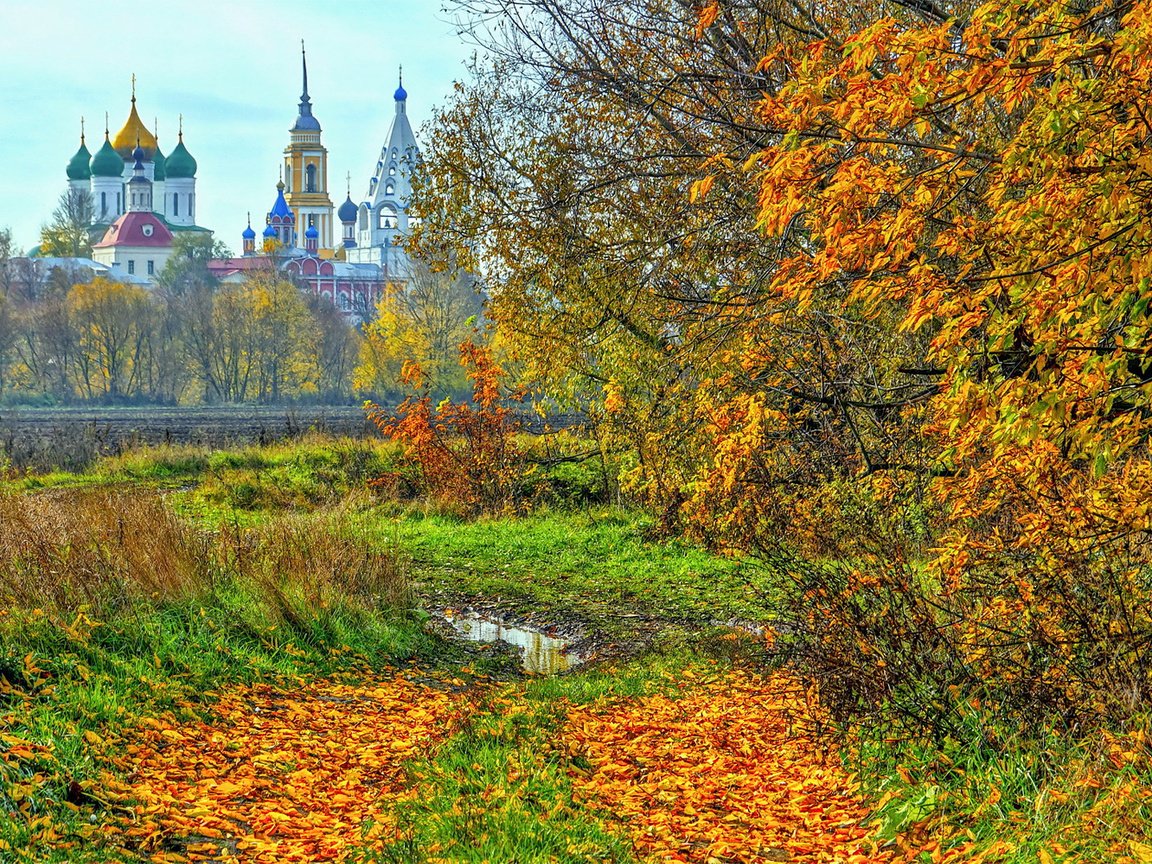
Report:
0,490,409,625
0,490,211,616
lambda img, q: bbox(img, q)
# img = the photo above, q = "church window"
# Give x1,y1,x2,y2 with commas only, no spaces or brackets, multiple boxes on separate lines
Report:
142,224,154,238
339,293,350,311
190,193,195,217
389,166,396,176
385,182,395,195
147,260,154,275
127,260,135,275
173,193,180,217
117,193,122,213
306,164,317,193
359,208,368,230
378,208,397,230
100,192,107,215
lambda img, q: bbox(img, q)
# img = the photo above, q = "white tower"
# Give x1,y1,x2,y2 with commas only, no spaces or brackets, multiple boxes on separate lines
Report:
347,70,420,280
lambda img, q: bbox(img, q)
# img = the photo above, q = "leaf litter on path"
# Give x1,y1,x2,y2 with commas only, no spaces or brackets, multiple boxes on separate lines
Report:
563,669,891,864
102,674,468,862
98,667,896,863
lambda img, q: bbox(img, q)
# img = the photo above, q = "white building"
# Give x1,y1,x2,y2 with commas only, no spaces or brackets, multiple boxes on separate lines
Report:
344,75,420,283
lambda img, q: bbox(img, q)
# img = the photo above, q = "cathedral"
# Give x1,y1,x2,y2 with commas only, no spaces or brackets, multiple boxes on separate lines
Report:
63,80,208,278
54,45,421,312
222,44,421,315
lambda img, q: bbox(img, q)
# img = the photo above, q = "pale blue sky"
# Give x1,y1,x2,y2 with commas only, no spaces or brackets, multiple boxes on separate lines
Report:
0,0,471,252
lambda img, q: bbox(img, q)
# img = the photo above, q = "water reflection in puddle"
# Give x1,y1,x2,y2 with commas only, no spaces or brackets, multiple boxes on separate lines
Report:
441,611,582,675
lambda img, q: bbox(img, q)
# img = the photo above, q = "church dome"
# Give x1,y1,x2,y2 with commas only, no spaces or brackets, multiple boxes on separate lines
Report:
165,136,197,178
67,139,92,180
263,224,277,239
394,84,407,102
153,146,167,181
242,223,257,240
91,134,125,177
338,194,358,223
305,224,319,239
112,98,158,159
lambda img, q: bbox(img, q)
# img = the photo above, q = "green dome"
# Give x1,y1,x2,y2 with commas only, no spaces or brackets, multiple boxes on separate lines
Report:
90,134,125,178
67,140,92,180
165,136,196,178
153,146,167,181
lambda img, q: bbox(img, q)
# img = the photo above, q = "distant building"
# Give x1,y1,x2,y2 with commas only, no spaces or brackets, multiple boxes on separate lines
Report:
345,73,421,282
227,45,432,317
58,79,212,282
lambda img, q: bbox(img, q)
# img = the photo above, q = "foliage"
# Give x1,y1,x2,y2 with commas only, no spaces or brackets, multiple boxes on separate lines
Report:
356,263,484,401
367,341,524,515
425,0,1152,739
2,272,359,405
39,189,94,259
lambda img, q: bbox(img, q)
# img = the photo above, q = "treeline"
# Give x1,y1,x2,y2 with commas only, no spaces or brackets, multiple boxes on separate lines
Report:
0,237,359,405
418,0,1152,739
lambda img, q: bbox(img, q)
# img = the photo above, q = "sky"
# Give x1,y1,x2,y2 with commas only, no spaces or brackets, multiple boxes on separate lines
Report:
0,0,474,253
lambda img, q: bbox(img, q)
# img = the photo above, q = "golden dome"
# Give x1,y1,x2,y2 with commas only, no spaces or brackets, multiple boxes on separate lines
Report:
112,97,157,159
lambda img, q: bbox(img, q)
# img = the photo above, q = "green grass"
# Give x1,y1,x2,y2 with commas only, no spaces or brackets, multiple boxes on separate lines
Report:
358,648,722,864
389,508,770,636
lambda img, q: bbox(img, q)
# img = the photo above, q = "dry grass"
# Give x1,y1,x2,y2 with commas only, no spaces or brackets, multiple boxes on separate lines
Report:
0,490,409,624
0,490,211,616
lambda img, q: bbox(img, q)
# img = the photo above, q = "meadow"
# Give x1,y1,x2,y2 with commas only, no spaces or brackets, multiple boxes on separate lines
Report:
1,435,1149,862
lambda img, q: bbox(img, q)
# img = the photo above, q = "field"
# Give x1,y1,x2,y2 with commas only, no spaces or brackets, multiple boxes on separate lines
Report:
1,436,1150,863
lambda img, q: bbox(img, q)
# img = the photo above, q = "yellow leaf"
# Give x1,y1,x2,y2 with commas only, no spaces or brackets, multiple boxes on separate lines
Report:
1130,840,1152,862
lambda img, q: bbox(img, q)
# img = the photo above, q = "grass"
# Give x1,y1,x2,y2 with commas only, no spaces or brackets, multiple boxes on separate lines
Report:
359,649,729,864
391,508,770,637
0,488,439,863
5,436,1152,863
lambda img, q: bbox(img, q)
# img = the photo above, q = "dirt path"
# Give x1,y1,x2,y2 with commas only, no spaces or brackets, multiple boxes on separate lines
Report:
101,667,890,863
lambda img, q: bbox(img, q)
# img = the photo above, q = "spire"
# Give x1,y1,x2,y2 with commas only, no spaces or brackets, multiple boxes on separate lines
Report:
292,40,321,131
105,111,109,137
178,113,183,142
131,73,136,103
301,40,310,104
80,116,85,146
394,66,408,105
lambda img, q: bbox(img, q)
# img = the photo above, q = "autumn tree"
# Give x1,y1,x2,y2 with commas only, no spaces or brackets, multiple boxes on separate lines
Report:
40,189,95,259
357,263,483,401
66,277,155,401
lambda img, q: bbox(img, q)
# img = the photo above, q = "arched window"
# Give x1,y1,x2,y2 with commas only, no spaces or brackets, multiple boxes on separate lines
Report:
339,293,351,311
377,207,397,230
388,165,396,176
100,191,106,215
305,164,317,193
359,207,368,231
173,193,180,217
385,182,395,196
190,193,195,217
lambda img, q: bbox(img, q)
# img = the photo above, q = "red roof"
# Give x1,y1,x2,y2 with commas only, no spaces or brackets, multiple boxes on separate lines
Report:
93,212,174,249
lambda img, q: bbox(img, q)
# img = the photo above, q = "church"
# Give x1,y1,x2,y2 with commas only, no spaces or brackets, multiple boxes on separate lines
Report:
55,45,422,314
224,44,421,315
63,81,209,279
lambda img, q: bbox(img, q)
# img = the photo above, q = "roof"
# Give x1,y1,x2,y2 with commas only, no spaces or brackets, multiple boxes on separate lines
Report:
165,134,197,178
67,139,92,180
91,134,125,178
112,97,158,159
93,212,174,249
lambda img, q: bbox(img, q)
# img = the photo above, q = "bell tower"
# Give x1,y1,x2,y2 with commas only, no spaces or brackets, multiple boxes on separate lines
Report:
283,41,334,251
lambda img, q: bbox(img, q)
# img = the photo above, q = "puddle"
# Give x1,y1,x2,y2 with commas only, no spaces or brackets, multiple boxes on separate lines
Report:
440,610,583,675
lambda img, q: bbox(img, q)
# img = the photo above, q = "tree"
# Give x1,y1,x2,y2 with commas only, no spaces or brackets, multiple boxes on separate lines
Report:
66,277,155,401
39,189,95,258
356,263,484,401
